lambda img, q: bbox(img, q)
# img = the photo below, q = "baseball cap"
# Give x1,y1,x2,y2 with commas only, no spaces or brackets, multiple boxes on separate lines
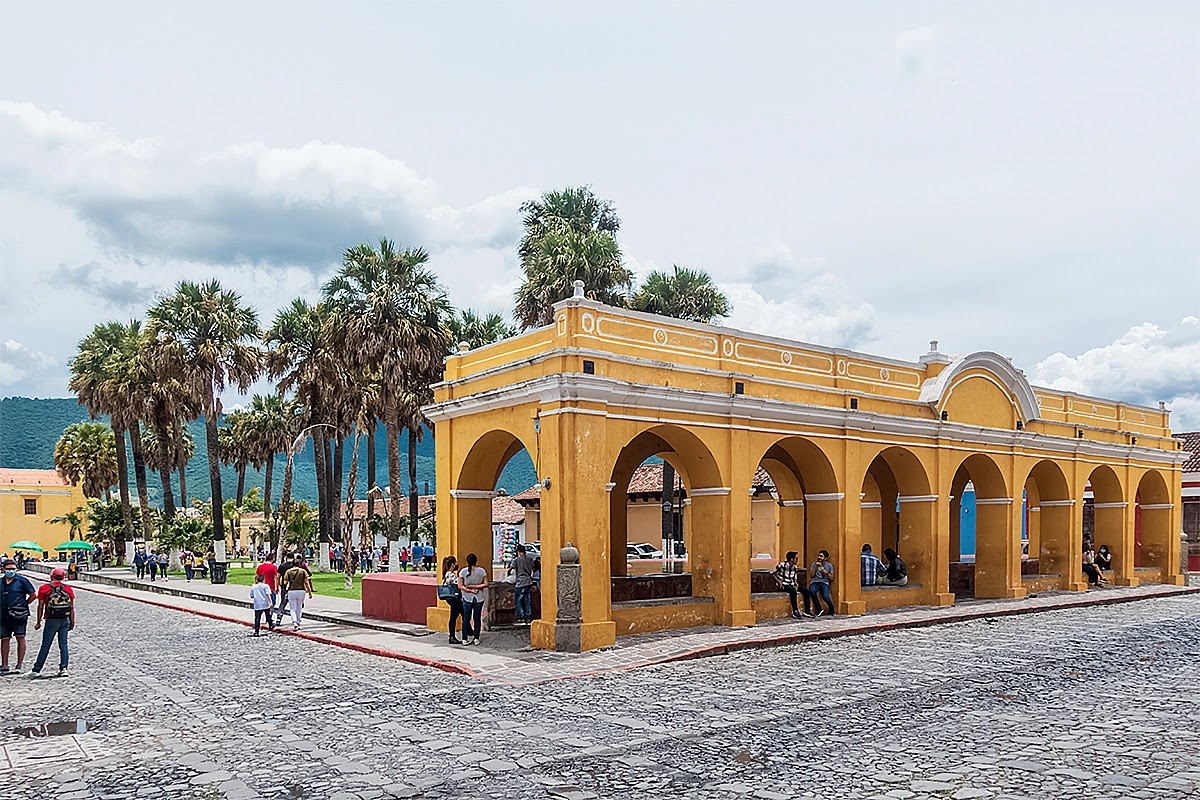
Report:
2,559,15,568
50,567,67,579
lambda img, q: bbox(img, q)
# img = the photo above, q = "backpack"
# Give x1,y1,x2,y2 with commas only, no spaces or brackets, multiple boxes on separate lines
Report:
45,583,73,620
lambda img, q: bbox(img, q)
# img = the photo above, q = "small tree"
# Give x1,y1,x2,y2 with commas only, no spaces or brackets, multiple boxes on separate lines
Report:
157,516,215,555
46,507,86,541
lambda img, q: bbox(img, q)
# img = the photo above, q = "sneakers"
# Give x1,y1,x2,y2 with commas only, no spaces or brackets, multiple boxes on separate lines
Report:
27,671,44,679
11,664,23,674
449,637,462,644
0,666,9,675
815,609,825,617
57,669,68,678
472,638,481,646
791,612,805,620
463,638,475,646
292,624,300,632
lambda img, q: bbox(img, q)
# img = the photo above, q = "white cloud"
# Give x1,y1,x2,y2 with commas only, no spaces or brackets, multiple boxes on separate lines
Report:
0,101,528,270
1033,317,1200,430
0,339,56,386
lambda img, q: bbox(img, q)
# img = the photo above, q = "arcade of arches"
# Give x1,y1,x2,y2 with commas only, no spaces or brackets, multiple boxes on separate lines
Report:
426,295,1188,651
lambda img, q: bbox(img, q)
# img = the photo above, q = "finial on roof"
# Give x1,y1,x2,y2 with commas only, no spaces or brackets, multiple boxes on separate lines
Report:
572,280,585,298
458,341,469,353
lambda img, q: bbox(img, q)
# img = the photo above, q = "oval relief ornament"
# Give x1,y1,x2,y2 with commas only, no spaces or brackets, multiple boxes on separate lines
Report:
653,328,668,345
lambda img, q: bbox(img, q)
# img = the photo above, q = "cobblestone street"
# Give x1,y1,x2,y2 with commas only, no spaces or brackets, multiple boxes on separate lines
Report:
2,590,1198,800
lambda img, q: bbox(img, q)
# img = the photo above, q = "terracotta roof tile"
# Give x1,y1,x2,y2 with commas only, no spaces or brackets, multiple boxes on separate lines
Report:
512,463,775,508
492,494,526,524
0,469,68,486
1175,431,1200,473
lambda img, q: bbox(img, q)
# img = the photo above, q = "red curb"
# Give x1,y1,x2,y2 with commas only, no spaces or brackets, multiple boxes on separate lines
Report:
51,579,480,679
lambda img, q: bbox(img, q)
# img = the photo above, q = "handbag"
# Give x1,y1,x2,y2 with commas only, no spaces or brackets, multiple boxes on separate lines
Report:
437,583,461,601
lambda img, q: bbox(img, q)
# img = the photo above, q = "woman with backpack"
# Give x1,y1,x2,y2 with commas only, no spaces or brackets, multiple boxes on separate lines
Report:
440,555,463,645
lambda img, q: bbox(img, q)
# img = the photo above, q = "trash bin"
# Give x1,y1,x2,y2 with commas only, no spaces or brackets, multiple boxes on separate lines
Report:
210,562,228,584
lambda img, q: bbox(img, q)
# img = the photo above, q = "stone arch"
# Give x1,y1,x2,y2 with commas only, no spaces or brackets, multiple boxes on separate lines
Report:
858,446,933,591
1021,459,1073,588
1083,464,1125,586
948,453,1013,599
607,425,724,588
455,429,538,491
1134,469,1173,576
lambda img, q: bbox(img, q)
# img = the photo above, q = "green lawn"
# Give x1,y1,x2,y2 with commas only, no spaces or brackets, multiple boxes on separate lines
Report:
224,567,363,601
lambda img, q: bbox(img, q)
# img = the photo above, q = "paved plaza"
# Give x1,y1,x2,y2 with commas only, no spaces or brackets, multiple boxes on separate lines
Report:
1,587,1198,800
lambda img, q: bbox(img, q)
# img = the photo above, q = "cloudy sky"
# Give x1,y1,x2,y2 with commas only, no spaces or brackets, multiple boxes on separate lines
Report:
1,2,1197,427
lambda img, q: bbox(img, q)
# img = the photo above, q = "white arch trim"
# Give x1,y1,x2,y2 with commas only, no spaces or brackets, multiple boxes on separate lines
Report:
918,351,1040,425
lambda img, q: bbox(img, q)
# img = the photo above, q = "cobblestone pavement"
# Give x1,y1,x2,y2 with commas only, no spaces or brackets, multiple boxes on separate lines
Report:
1,590,1198,800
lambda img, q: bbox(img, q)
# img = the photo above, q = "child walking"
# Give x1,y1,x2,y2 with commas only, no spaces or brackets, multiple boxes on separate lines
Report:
249,574,275,636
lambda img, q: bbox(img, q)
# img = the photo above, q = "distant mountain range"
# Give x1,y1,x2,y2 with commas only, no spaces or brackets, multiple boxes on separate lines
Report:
0,397,536,507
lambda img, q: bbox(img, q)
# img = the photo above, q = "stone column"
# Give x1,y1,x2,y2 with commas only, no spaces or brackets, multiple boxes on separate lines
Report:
555,543,583,653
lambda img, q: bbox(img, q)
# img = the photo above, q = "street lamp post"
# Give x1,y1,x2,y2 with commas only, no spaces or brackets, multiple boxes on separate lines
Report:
368,484,401,572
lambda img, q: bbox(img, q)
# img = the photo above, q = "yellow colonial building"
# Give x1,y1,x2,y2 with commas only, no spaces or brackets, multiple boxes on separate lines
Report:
426,285,1187,652
0,468,87,554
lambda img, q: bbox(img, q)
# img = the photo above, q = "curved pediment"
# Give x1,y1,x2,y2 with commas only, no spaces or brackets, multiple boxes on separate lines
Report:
918,352,1040,428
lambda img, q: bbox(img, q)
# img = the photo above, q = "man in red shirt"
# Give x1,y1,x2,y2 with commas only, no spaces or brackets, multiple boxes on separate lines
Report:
30,567,75,679
255,555,279,618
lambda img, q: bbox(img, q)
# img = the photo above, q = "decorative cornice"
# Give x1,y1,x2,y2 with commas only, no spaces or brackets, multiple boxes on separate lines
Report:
449,489,498,500
975,497,1014,505
778,499,806,507
860,501,883,509
898,495,938,503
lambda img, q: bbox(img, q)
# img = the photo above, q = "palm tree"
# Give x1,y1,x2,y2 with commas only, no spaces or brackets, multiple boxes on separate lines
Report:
146,280,263,560
142,424,196,508
69,322,139,555
448,309,517,351
46,507,85,541
515,186,632,329
266,298,340,556
631,266,732,323
245,393,294,522
175,427,195,507
54,422,119,500
324,239,452,545
218,411,254,506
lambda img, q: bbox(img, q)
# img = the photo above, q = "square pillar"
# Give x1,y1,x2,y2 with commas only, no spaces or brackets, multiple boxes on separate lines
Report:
426,493,492,632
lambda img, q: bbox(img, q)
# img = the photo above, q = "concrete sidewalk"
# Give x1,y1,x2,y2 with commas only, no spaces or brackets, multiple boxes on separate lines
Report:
25,562,1200,685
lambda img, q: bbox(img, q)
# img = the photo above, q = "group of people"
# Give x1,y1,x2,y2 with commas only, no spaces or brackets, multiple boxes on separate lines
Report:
131,549,172,581
772,544,909,619
400,543,436,571
1,561,75,678
433,544,539,646
249,552,314,634
1083,543,1113,586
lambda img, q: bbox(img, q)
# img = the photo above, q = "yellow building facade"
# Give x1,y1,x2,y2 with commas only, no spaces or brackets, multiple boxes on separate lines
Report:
426,289,1187,652
0,469,88,554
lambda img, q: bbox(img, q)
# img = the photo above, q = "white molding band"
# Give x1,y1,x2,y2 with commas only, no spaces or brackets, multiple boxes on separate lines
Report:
1028,506,1040,512
1092,501,1128,509
1139,503,1174,510
860,501,883,509
805,492,845,502
689,487,732,497
778,499,806,507
975,497,1014,505
449,489,498,500
0,488,72,496
898,494,938,503
1040,499,1076,507
605,482,617,493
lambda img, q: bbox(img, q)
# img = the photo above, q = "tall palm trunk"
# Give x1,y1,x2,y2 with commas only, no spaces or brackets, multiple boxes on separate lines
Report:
342,431,361,590
178,465,188,507
366,420,377,519
128,424,154,543
236,464,246,505
276,451,294,554
332,435,345,544
385,416,403,543
205,411,225,558
313,429,330,570
263,452,275,520
155,407,177,522
113,423,134,563
407,425,418,541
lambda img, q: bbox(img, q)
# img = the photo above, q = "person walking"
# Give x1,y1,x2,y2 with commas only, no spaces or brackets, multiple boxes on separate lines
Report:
249,574,275,635
183,550,195,582
255,554,279,619
400,545,410,572
440,556,463,644
29,567,75,678
281,555,313,631
807,549,836,617
157,552,170,581
147,552,159,582
1,558,37,674
133,549,147,580
274,552,293,626
509,545,535,624
458,553,488,646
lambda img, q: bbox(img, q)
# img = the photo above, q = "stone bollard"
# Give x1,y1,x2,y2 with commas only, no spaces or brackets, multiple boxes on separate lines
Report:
555,542,583,652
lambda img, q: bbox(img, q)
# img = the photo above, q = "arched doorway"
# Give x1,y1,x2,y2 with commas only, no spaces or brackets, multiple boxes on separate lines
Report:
1134,470,1173,579
949,454,1012,598
1084,465,1124,585
1021,460,1073,589
452,429,537,584
861,447,933,593
607,426,726,628
750,437,841,616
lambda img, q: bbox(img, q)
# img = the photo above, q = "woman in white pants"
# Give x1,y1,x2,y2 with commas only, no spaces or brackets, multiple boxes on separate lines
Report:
280,557,313,631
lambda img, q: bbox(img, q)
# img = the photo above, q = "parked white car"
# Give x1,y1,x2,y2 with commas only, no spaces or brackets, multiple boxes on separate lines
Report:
627,542,665,560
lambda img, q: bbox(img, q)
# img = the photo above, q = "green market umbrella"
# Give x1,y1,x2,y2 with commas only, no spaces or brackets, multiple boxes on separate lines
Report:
55,541,95,551
8,541,44,552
